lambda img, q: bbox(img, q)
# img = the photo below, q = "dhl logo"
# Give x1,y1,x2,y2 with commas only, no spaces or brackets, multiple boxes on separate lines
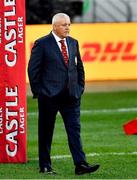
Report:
29,41,137,62
82,42,137,62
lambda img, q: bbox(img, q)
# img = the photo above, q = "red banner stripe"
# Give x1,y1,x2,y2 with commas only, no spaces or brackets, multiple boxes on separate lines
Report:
0,0,27,163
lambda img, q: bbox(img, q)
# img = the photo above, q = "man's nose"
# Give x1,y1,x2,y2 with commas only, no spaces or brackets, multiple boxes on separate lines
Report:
65,25,70,29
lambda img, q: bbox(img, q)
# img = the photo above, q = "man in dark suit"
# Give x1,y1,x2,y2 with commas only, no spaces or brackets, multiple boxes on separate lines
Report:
28,13,100,175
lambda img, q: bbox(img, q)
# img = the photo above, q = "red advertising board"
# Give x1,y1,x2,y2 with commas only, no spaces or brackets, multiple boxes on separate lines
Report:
0,0,27,162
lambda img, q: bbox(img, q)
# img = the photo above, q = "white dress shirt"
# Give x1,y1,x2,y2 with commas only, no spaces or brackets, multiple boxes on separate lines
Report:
52,31,69,57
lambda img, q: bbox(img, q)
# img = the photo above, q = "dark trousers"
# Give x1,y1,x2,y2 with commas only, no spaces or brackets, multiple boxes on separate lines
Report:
38,89,86,169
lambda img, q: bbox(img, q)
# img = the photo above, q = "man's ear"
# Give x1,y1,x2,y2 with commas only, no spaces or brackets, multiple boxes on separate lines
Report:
53,24,56,31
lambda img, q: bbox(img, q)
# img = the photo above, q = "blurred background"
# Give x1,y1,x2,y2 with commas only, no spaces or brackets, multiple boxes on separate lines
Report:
26,0,137,93
26,0,137,24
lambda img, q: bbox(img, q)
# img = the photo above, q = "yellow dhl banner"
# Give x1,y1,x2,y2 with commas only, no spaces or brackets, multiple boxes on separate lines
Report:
26,23,137,82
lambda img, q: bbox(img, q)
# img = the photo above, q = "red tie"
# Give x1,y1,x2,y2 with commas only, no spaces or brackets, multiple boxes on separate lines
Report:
59,40,69,65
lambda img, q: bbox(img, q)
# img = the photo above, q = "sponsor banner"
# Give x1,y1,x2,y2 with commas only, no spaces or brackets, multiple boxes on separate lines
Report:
0,0,27,162
26,23,137,81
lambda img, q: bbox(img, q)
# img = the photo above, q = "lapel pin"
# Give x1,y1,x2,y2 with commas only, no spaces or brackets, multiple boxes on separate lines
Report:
75,57,77,65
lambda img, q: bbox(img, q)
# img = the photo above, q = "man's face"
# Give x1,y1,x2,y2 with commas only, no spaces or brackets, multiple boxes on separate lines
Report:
53,17,71,39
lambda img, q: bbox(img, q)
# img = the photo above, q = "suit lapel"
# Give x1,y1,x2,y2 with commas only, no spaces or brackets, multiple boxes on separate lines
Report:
49,33,68,68
66,37,73,67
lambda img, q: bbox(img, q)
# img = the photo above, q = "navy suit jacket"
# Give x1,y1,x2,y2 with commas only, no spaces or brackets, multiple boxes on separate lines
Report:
28,32,85,99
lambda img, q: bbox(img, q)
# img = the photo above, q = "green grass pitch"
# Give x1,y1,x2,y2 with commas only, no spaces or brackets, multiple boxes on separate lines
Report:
0,90,137,179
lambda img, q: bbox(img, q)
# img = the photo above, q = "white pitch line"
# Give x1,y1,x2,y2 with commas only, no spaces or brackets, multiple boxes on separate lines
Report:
52,152,137,159
30,152,137,161
28,107,137,116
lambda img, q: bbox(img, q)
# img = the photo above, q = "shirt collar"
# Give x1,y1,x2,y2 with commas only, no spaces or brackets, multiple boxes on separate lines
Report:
52,31,66,43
